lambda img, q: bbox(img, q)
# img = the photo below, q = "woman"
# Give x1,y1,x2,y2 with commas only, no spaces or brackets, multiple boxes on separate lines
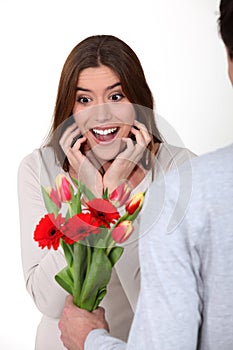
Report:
18,35,195,349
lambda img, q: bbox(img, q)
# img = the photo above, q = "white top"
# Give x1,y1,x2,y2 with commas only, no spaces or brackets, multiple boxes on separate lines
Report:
17,143,195,349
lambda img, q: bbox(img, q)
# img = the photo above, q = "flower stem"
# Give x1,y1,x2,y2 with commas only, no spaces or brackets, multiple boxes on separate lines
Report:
106,240,116,256
67,203,73,218
73,242,87,306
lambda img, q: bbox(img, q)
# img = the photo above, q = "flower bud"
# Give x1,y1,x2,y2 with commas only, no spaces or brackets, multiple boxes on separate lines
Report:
109,182,131,208
55,174,72,202
111,220,134,243
125,192,144,215
45,187,61,208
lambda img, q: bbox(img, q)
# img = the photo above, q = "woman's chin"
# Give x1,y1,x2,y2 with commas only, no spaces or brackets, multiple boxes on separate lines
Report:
91,141,122,162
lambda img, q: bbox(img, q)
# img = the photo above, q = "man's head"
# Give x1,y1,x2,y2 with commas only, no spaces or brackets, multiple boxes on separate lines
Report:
219,0,233,84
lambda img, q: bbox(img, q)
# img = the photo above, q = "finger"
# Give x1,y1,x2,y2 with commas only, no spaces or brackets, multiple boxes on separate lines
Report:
119,137,146,164
66,147,84,172
58,319,62,331
60,123,80,144
67,146,84,161
131,125,151,146
133,119,147,132
65,295,74,305
66,128,81,146
63,121,79,135
71,136,87,152
60,127,81,153
133,120,151,141
93,307,108,325
130,127,146,146
120,138,135,157
93,307,105,316
116,138,140,166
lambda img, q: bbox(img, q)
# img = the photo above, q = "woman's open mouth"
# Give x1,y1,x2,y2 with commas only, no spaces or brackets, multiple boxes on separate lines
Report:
91,127,119,143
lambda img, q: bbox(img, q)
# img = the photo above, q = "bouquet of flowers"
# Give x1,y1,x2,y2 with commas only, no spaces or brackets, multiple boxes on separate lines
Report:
34,174,144,311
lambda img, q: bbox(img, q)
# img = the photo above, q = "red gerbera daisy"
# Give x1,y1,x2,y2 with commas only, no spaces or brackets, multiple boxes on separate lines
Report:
62,213,100,243
34,213,65,250
86,198,120,227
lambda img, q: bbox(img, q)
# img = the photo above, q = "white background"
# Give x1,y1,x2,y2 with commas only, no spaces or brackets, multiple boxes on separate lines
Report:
0,0,232,349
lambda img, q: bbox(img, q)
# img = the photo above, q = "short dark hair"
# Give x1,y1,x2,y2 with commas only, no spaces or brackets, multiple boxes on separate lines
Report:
219,0,233,60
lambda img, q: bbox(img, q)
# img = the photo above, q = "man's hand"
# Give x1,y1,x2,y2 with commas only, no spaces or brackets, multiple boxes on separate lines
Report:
58,295,109,350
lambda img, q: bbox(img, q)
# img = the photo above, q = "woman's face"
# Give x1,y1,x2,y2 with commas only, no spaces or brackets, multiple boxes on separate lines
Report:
72,65,135,161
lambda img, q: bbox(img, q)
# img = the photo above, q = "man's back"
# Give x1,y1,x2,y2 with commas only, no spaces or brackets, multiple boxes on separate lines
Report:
128,143,233,349
193,143,233,348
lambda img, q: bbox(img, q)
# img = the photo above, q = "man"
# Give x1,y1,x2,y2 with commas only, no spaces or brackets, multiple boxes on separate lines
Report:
58,1,233,349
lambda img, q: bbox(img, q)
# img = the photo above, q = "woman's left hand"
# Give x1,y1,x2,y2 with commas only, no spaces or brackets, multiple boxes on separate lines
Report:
103,120,151,192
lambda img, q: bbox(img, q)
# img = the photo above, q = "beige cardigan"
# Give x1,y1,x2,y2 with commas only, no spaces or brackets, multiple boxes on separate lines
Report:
18,143,195,350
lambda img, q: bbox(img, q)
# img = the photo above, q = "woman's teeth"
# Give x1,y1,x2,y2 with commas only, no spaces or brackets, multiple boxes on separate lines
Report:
91,127,119,142
92,127,117,136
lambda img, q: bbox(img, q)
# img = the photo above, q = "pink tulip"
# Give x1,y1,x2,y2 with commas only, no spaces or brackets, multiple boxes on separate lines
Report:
125,192,144,215
55,174,72,202
44,187,61,208
111,220,134,243
109,182,131,208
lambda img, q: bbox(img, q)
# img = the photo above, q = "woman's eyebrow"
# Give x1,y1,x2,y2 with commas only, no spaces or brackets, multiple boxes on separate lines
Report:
76,87,90,92
105,82,121,91
76,82,121,92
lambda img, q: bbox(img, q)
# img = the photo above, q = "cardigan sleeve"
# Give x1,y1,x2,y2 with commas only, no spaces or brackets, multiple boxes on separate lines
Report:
17,149,68,318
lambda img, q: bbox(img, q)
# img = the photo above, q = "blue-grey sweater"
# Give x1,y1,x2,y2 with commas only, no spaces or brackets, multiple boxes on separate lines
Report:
86,143,233,350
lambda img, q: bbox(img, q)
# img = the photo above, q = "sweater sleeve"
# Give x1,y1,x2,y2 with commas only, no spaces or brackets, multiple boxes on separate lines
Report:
113,144,196,312
124,167,202,350
85,329,126,350
17,150,68,318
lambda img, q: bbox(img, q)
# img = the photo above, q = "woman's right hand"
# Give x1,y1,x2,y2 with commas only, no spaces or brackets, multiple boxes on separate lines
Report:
59,122,103,197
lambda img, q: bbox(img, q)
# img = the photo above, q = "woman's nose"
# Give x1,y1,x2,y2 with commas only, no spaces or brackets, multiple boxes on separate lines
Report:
93,103,112,123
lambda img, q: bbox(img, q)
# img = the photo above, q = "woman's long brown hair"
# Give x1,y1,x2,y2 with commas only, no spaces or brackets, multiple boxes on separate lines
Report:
44,35,163,172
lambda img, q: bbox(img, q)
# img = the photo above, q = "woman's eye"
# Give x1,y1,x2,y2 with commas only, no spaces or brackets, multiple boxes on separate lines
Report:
77,96,91,104
110,93,124,102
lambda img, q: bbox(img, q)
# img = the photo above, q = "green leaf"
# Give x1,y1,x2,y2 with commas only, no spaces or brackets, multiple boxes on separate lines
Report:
102,188,109,199
41,187,59,216
79,247,112,311
65,208,71,220
71,178,95,201
108,246,124,267
81,183,96,201
93,287,107,309
69,178,82,214
74,186,82,214
55,267,74,295
71,177,80,188
94,237,106,249
60,239,74,268
73,242,88,306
